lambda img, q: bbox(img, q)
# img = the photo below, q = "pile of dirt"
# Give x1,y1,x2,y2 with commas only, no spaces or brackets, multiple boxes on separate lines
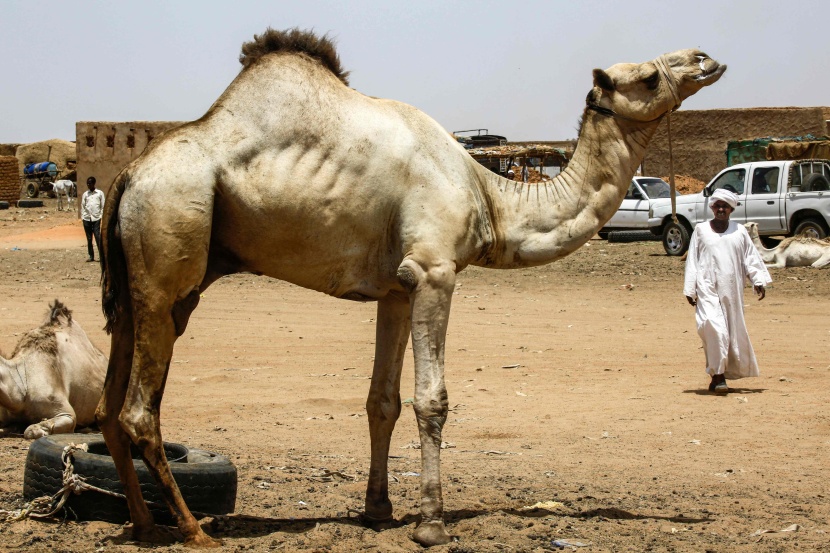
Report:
15,139,76,178
661,174,707,194
507,166,550,183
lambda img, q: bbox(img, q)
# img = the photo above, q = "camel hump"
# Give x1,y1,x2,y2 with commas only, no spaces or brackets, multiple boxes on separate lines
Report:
47,299,73,326
239,27,350,86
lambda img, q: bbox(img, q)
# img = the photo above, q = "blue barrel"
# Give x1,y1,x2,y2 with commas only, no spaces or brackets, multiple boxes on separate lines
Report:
24,162,58,177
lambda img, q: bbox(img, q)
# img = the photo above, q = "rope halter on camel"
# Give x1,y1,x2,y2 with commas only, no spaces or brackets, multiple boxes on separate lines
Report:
653,55,681,223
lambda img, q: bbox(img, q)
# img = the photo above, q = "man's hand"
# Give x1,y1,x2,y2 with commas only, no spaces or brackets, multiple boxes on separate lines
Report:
754,284,766,301
686,295,696,306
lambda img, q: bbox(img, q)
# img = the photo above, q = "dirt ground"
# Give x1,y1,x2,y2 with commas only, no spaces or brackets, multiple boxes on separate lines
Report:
1,199,828,553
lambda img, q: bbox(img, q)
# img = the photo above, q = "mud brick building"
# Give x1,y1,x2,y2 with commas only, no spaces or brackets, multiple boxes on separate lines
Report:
643,107,830,183
76,121,184,200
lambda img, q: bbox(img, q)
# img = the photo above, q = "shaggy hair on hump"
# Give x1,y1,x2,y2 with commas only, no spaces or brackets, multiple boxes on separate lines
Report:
9,300,70,358
239,27,350,86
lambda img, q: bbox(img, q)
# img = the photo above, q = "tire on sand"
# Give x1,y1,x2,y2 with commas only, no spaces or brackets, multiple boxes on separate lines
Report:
17,199,44,208
23,433,237,524
662,220,691,256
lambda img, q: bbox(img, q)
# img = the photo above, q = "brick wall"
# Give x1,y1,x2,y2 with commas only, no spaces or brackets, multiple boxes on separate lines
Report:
0,156,19,204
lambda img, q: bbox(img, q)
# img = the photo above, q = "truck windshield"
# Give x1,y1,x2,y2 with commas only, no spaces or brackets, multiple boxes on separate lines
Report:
637,178,671,199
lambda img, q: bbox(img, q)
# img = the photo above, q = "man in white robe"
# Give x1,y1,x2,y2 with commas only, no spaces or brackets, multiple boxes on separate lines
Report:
683,189,772,393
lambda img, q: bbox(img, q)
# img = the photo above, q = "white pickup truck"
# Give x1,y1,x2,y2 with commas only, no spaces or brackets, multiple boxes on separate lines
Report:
598,176,673,239
648,159,830,255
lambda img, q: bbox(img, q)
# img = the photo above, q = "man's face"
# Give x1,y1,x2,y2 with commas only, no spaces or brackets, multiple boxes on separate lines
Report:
87,182,96,192
710,200,733,221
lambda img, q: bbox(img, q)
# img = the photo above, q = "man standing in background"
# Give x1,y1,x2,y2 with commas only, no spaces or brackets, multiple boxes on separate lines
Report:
81,176,105,263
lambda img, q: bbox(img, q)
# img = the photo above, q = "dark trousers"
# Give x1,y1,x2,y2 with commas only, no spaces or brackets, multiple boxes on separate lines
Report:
83,219,103,261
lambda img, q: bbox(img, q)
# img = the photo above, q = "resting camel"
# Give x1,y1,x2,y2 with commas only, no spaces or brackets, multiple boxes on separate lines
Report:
98,28,726,547
745,221,830,268
0,300,107,439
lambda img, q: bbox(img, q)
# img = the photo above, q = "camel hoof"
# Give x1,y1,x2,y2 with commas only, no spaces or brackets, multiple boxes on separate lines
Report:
184,531,222,548
413,521,453,547
130,524,177,545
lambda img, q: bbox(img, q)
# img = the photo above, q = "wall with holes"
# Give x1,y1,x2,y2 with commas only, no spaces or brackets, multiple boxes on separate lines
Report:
644,107,829,184
75,121,185,205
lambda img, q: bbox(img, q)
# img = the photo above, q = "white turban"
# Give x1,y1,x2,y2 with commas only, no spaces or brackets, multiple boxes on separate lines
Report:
711,188,738,208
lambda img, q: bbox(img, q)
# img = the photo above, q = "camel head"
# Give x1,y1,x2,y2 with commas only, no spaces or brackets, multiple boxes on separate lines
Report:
744,221,760,238
588,49,726,123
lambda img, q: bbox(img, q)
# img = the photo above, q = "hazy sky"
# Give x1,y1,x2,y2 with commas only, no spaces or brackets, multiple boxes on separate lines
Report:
2,0,828,144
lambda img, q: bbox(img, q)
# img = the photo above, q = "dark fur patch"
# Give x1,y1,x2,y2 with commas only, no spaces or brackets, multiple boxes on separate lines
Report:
239,27,350,86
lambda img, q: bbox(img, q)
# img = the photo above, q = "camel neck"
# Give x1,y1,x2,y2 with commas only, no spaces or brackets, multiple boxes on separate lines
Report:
473,110,660,268
0,358,27,407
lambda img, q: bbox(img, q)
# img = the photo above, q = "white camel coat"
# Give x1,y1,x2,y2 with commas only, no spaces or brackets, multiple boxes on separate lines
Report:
683,221,772,379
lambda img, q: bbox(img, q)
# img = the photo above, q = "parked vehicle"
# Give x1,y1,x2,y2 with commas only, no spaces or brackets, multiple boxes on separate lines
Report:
21,162,62,198
598,176,674,238
648,159,830,255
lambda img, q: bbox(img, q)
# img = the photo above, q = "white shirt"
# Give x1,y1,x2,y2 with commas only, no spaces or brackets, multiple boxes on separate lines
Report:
683,221,772,379
81,189,105,222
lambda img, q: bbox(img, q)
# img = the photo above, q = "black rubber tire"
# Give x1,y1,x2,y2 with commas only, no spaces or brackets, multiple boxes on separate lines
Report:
793,217,828,239
0,201,9,210
662,220,691,256
23,433,237,524
597,231,610,240
25,183,39,198
608,230,660,243
17,199,44,208
801,173,829,192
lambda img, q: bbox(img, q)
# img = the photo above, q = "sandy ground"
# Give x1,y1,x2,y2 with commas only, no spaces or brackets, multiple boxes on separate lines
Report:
0,199,829,552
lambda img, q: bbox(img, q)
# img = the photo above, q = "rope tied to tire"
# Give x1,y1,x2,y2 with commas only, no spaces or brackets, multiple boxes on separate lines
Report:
1,442,125,522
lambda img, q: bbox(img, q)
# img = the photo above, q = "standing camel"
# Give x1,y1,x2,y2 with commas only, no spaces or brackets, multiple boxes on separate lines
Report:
98,28,726,547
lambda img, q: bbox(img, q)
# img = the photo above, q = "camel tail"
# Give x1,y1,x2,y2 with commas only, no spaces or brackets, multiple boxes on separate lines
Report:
102,171,130,334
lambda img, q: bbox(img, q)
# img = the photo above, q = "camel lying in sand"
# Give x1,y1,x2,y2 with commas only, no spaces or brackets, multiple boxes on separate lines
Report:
0,300,107,439
745,222,830,268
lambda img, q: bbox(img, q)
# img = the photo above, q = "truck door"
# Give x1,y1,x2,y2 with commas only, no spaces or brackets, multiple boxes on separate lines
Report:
704,168,747,223
614,180,648,228
745,165,784,232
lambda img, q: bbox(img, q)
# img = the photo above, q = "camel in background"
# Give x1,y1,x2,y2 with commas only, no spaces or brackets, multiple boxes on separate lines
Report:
98,28,725,547
745,221,830,268
0,300,107,439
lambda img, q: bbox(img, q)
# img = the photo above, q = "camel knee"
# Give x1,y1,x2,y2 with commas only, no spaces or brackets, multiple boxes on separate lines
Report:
397,258,456,293
366,393,401,425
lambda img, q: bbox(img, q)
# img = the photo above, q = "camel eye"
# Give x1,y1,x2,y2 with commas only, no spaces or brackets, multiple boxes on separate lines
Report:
644,71,660,90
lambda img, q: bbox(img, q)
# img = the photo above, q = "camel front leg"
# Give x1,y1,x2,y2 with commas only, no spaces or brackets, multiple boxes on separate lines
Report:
23,410,76,439
399,258,456,547
365,294,411,523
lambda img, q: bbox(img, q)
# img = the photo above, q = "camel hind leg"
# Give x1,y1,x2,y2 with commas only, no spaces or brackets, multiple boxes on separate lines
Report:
118,283,218,547
96,313,172,543
111,195,218,546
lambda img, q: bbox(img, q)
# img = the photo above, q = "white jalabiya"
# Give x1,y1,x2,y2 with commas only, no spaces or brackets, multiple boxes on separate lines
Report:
683,221,772,379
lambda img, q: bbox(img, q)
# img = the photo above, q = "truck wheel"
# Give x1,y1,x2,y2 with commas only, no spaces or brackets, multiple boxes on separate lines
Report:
793,217,827,239
801,174,829,192
25,183,39,198
597,231,610,240
663,221,691,256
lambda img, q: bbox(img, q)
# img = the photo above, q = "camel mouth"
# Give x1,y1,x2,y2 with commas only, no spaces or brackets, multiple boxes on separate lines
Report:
694,63,727,84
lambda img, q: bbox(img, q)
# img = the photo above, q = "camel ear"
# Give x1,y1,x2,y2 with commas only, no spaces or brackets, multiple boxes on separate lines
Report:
593,69,615,92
